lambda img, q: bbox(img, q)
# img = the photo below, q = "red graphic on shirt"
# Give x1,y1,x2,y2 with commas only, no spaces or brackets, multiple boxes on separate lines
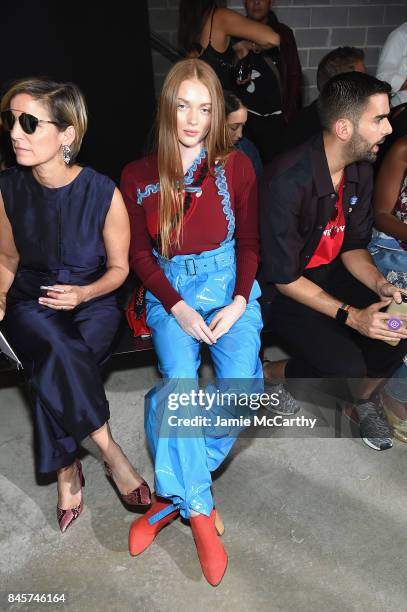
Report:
306,175,345,269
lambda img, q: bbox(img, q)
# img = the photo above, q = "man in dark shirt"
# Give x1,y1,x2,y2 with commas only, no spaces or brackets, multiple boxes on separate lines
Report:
282,46,367,152
234,0,302,163
260,72,407,451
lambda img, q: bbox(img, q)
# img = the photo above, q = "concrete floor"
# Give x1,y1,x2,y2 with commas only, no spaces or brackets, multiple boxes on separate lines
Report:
1,353,407,612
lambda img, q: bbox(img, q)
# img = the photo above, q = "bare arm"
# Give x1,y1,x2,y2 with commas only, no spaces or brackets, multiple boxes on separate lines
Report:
0,192,19,320
211,8,280,49
39,188,130,309
276,276,345,319
340,249,390,295
373,137,407,242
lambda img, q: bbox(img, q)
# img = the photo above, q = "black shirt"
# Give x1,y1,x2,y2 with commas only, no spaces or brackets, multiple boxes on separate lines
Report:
260,132,374,285
236,49,282,115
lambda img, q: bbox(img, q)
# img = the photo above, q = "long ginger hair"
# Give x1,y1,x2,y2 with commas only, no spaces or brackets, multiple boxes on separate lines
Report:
157,58,231,258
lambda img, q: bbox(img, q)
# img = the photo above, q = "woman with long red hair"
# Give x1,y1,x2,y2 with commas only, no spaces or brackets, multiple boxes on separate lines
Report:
121,59,262,586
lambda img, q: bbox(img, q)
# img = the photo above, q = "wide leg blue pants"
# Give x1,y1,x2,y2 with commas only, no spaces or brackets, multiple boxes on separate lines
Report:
144,242,263,519
4,295,121,473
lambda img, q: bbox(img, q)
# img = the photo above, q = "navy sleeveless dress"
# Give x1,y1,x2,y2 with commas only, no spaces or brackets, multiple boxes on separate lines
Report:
0,166,121,473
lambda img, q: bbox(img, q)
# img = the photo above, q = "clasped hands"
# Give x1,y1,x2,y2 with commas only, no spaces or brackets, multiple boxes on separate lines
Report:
171,296,247,344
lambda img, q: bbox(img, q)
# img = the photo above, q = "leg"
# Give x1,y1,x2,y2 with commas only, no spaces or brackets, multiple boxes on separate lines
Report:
4,299,113,474
269,294,368,379
145,297,212,518
380,365,407,442
74,299,149,496
204,294,263,472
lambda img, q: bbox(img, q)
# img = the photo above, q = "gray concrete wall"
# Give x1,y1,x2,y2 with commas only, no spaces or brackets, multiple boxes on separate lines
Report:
148,0,407,103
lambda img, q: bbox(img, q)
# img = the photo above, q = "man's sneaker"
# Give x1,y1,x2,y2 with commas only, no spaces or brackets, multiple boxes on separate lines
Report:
354,400,393,451
264,383,300,416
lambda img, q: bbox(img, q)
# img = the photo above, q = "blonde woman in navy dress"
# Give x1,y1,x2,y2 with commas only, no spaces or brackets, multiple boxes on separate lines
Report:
0,78,151,533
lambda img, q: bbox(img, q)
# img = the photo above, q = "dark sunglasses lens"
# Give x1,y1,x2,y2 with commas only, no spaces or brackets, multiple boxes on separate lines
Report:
20,113,38,134
0,111,38,134
1,110,15,131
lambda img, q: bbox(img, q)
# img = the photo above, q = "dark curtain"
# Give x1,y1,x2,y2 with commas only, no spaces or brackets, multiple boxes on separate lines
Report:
0,0,156,182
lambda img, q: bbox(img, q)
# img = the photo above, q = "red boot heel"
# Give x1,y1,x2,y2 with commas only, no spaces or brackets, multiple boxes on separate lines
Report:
190,509,228,586
128,498,179,556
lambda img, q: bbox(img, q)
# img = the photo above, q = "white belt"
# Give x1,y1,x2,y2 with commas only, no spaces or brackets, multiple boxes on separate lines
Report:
247,108,283,117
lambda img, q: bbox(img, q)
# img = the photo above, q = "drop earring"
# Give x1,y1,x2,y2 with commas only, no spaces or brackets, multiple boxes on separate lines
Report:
62,144,71,165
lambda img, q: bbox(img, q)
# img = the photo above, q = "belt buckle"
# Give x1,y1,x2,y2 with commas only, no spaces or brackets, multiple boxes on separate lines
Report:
185,258,197,275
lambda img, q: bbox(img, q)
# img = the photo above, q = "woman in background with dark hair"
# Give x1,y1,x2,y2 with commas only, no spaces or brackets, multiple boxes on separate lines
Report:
0,78,151,533
178,0,280,90
224,90,262,177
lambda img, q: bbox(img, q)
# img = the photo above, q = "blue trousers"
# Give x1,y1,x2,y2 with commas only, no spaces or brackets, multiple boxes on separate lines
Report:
145,242,263,519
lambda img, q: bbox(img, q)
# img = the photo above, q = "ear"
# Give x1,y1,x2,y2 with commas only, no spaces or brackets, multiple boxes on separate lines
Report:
61,125,76,147
334,118,353,143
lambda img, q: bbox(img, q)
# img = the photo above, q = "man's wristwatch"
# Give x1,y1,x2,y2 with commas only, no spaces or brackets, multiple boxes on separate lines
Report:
336,303,351,324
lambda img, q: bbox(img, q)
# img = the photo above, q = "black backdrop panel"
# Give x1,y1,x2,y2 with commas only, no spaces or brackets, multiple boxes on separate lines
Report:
1,1,156,182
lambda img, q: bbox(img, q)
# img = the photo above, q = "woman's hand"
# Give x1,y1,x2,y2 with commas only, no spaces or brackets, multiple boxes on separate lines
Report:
233,40,251,59
0,293,6,321
208,295,246,341
171,300,217,344
38,285,87,311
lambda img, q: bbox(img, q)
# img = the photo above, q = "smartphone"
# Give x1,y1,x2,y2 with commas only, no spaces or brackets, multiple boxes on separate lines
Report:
40,285,66,293
385,291,407,346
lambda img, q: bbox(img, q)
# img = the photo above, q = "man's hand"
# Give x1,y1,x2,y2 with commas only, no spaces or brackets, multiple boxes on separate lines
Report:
208,296,246,341
171,300,217,344
347,299,407,342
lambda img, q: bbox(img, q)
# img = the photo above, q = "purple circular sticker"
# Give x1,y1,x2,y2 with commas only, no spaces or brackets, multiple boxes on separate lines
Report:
387,317,402,331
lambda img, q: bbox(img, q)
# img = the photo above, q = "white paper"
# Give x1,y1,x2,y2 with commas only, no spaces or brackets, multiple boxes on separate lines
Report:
0,329,23,369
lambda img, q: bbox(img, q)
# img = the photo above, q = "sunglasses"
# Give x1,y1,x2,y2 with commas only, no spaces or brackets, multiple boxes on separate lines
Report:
1,109,57,134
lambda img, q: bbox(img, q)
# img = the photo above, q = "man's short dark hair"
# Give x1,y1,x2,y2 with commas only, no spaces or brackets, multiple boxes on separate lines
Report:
317,46,365,91
318,72,391,131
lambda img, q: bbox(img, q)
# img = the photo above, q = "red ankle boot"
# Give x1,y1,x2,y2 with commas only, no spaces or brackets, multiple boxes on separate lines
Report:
128,498,179,556
190,509,228,586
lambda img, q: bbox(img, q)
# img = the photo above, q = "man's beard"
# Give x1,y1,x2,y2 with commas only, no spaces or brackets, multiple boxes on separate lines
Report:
347,131,383,163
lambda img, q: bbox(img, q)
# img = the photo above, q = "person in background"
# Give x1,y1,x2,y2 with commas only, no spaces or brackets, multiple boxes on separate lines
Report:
0,78,151,533
224,90,262,177
178,0,280,91
377,22,407,109
282,46,367,152
232,0,302,163
368,133,407,442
